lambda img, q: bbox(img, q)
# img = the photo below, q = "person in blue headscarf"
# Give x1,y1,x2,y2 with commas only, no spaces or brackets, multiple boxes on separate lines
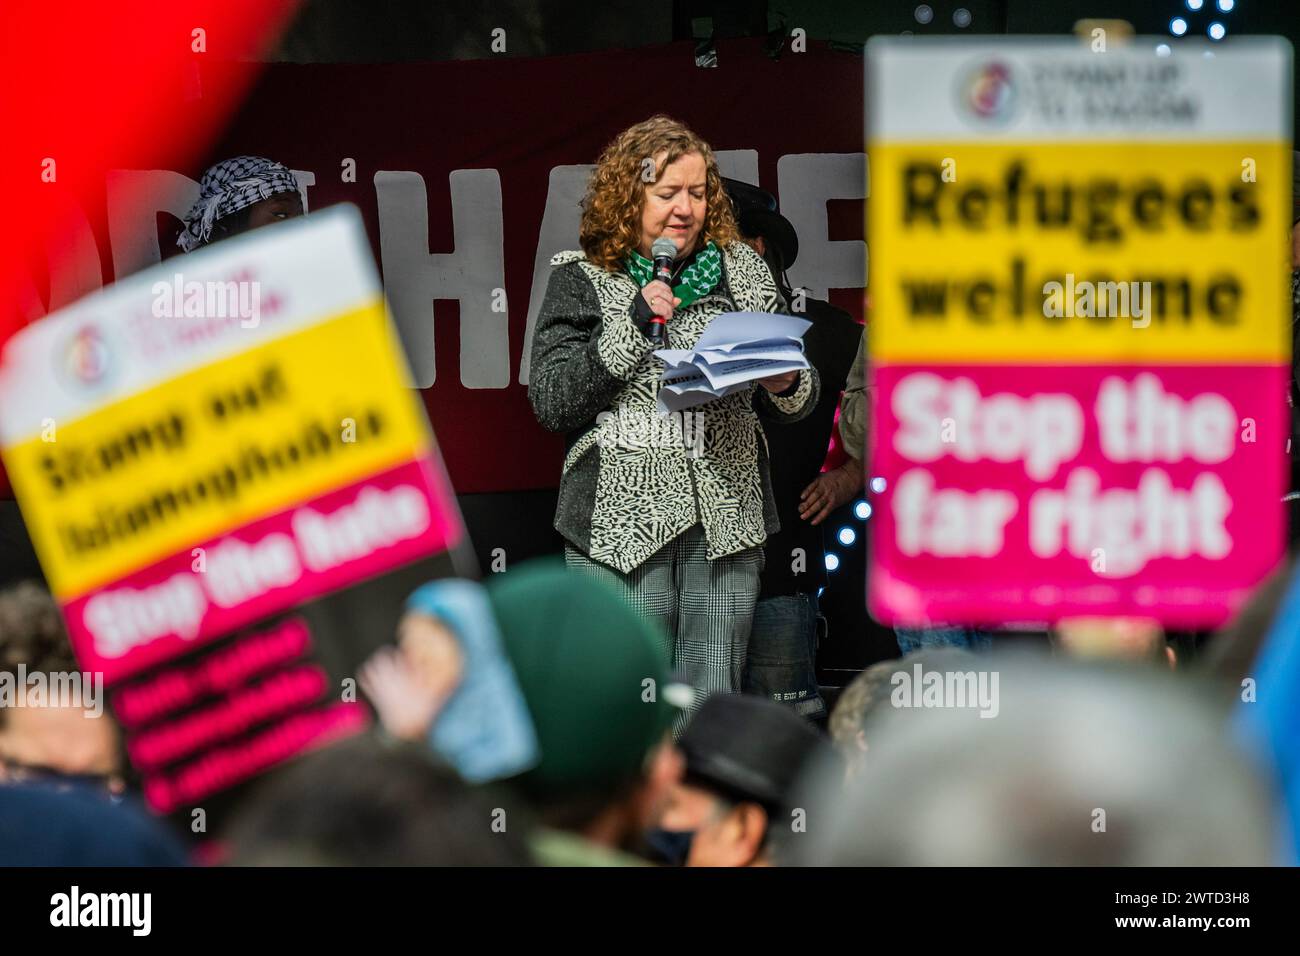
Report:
1235,560,1300,864
358,579,538,784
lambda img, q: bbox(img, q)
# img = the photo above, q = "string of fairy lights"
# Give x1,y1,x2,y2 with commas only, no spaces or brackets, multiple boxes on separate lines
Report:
821,476,886,580
1165,0,1236,52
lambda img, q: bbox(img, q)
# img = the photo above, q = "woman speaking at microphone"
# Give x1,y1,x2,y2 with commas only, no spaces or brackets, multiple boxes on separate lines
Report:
529,115,819,730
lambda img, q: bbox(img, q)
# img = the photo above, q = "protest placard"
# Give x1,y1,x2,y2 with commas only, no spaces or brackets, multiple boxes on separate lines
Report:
866,37,1292,628
0,205,471,814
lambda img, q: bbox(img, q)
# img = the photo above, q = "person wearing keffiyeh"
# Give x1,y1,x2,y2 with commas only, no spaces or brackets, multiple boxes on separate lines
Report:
177,155,305,252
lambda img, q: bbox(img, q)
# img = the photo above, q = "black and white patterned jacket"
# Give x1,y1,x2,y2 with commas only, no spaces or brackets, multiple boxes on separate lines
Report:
529,240,820,573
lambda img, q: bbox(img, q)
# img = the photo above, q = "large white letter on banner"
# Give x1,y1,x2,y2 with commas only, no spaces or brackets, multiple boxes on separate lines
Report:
374,169,507,388
107,170,199,278
519,164,592,385
778,152,867,300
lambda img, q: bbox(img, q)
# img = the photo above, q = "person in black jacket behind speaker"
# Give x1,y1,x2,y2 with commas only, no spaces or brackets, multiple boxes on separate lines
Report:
724,179,863,722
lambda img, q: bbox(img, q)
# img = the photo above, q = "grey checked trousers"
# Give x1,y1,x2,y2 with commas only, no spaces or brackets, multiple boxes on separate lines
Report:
564,524,764,736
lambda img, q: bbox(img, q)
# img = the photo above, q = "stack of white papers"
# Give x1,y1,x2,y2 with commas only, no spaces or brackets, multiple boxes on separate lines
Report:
654,311,812,415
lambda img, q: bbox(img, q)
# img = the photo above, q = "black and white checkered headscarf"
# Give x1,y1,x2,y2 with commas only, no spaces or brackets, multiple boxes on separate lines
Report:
177,155,304,252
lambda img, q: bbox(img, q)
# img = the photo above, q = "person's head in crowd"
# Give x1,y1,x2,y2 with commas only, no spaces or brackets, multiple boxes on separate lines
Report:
799,654,1279,865
1052,616,1174,668
1200,557,1292,690
828,659,899,773
828,647,975,778
1232,559,1300,865
359,578,539,784
652,693,836,867
223,734,532,866
0,781,187,866
723,177,799,295
0,581,122,792
580,114,740,267
177,155,304,252
485,561,678,857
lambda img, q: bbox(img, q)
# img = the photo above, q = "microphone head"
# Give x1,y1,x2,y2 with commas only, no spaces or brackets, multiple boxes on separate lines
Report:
651,237,678,261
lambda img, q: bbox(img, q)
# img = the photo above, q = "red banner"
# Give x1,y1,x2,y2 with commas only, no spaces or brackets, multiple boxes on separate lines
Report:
12,38,867,495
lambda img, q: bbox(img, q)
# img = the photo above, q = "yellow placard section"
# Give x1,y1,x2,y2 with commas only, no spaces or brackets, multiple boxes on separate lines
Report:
3,299,430,601
869,142,1290,363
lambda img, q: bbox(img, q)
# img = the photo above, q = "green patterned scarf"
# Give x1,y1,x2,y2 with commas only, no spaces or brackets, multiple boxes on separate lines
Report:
625,241,722,310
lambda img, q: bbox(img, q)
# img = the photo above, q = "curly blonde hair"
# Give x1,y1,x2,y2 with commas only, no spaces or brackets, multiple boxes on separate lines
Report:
579,115,741,272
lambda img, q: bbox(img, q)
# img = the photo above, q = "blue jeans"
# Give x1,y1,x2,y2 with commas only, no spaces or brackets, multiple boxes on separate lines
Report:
894,626,994,654
744,592,826,720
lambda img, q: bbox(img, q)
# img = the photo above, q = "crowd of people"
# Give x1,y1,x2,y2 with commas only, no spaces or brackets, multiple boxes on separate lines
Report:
1,557,1294,866
1,115,1299,866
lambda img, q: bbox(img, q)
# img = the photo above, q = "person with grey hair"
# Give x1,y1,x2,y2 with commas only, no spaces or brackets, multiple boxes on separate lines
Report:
796,654,1280,866
827,647,978,778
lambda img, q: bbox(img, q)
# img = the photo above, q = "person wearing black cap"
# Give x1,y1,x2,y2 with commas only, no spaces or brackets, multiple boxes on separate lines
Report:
650,693,836,867
723,178,863,721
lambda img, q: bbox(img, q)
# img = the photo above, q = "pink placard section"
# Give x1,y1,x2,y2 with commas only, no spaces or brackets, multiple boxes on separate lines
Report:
868,364,1288,628
142,700,369,815
61,454,464,686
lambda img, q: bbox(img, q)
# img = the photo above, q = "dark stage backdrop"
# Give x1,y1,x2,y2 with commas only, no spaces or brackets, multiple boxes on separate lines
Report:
10,37,882,670
13,37,867,495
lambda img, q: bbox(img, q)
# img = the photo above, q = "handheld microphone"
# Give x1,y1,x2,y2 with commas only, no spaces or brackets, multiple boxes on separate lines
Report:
648,236,677,346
